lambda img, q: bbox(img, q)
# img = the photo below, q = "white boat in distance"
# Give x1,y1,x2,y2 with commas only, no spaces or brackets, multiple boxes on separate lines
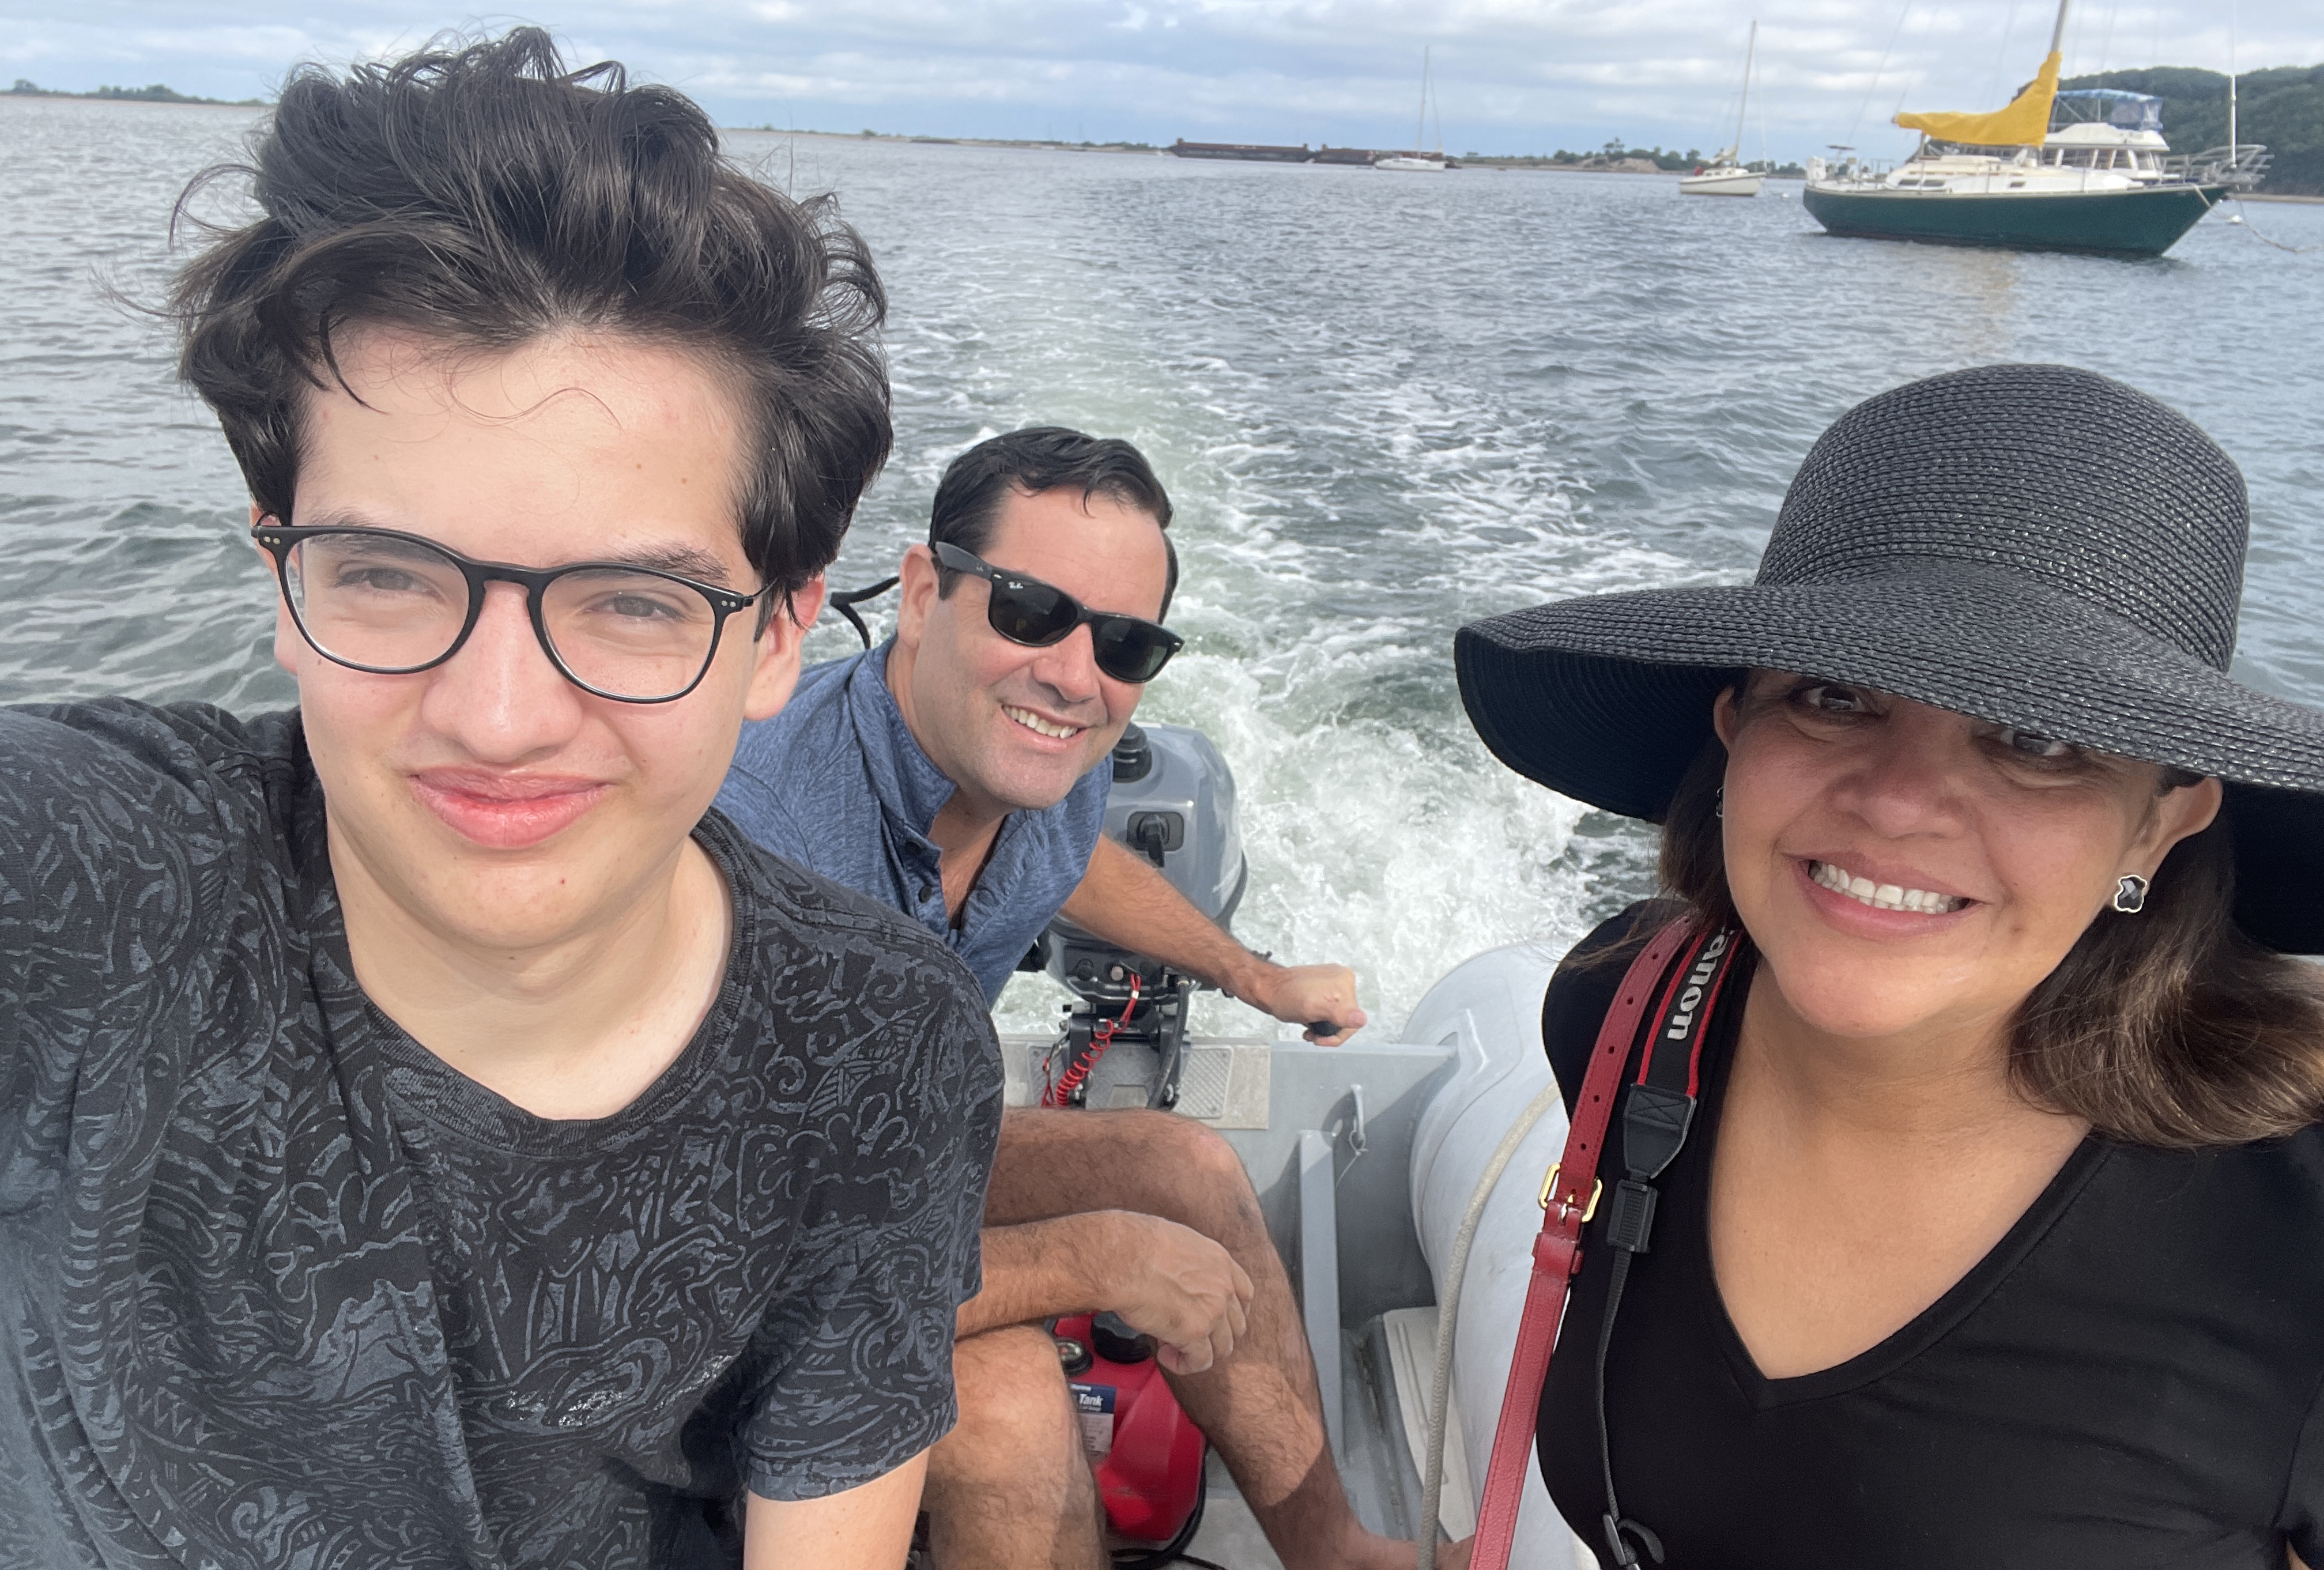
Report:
1379,47,1450,171
1680,20,1765,196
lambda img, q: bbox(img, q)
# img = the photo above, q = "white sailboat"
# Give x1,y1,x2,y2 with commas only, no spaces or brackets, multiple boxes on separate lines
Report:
1680,20,1766,195
1377,46,1450,171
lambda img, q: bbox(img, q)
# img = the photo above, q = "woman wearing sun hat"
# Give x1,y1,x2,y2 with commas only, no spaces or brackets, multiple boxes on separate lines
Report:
1455,363,2324,1570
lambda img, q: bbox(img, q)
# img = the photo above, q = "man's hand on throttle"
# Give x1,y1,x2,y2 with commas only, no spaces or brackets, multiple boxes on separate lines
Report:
1101,1212,1254,1375
1245,962,1366,1044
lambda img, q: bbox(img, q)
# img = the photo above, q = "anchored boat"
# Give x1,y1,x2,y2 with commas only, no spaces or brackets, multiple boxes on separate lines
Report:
1018,722,1592,1566
1378,47,1450,172
1802,0,2262,256
1680,21,1765,197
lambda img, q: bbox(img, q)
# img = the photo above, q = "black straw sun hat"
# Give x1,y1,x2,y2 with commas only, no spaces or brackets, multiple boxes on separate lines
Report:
1455,363,2324,953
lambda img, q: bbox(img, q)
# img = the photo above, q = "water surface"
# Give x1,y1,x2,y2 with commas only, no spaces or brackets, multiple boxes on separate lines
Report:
6,94,2319,1033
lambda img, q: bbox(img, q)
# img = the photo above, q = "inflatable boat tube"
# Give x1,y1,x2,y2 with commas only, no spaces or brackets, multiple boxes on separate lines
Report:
1405,939,1587,1570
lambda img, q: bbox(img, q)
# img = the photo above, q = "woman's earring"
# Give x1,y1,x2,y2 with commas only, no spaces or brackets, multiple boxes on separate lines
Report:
2111,874,2149,914
1714,786,1725,820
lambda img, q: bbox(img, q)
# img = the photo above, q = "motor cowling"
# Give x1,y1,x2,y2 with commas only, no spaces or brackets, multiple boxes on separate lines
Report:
1043,721,1247,1003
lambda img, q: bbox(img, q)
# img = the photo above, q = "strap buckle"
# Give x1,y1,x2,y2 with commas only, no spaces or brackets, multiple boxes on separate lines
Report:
1540,1161,1602,1222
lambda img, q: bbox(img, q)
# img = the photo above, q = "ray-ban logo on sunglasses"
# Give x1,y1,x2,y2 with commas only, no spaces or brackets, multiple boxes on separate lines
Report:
933,542,1183,684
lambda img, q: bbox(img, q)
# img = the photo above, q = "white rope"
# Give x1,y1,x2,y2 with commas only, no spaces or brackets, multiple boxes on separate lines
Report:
1415,1080,1563,1570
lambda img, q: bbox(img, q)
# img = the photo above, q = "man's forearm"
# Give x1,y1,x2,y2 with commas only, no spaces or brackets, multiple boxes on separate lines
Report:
956,1218,1110,1338
1060,835,1271,999
1059,836,1365,1041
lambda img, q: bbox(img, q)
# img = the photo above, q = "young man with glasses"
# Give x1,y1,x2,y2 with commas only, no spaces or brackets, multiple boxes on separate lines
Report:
716,429,1439,1570
0,33,995,1569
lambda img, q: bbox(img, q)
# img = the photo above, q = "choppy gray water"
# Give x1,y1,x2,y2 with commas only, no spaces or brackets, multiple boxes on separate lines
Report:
6,94,2322,1035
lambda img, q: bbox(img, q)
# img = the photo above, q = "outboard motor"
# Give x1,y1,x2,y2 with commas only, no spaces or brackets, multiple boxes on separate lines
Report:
1034,722,1248,1112
1031,723,1242,1561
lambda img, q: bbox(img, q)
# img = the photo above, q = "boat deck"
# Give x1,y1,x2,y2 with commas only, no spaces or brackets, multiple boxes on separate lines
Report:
1001,1033,1595,1568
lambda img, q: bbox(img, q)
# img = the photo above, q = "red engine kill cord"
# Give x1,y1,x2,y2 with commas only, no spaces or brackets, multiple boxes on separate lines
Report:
1043,973,1142,1108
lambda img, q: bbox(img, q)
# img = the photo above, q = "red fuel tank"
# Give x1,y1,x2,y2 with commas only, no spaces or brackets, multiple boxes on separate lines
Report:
1052,1312,1209,1553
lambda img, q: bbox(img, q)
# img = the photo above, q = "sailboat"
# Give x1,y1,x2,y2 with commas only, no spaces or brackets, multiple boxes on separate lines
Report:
1802,0,2248,254
1680,21,1765,195
1376,47,1448,171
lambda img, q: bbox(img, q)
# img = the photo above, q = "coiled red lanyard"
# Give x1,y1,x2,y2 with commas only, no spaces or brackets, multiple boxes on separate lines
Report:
1042,973,1142,1108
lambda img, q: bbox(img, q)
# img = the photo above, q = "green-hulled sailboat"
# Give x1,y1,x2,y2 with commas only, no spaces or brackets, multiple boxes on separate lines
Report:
1804,0,2263,256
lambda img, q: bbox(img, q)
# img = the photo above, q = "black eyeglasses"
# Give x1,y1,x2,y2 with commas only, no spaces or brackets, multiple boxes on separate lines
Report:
932,542,1183,684
252,523,768,704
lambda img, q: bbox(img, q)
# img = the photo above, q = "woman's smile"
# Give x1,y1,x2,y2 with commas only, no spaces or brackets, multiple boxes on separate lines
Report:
1802,856,1972,915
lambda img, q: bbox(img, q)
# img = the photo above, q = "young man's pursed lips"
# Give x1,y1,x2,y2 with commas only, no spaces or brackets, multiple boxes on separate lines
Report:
407,767,614,850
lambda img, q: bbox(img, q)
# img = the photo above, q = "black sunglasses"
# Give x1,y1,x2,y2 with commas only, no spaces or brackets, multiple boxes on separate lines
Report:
252,523,768,704
932,542,1183,684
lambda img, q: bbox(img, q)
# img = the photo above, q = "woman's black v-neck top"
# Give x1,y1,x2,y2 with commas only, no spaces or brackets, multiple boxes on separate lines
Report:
1537,906,2324,1569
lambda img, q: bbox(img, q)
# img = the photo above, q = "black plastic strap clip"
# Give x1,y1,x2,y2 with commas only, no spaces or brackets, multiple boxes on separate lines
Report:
1604,1178,1660,1255
1621,1082,1696,1182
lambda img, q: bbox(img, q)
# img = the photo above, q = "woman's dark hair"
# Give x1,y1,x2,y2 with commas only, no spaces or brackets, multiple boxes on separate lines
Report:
170,28,890,601
929,427,1178,617
1657,688,2324,1149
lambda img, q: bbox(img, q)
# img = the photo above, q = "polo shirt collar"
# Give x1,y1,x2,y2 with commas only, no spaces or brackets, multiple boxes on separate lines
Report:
847,641,959,843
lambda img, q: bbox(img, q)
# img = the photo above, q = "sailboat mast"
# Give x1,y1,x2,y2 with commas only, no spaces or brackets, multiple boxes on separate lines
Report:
1732,20,1757,158
2229,0,2239,169
1414,46,1431,154
2047,0,2071,58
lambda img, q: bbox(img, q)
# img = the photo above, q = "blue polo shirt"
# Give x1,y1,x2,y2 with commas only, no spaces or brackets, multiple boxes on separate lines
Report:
715,642,1111,1003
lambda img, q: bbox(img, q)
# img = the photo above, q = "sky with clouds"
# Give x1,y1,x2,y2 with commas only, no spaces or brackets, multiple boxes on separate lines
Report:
6,0,2320,162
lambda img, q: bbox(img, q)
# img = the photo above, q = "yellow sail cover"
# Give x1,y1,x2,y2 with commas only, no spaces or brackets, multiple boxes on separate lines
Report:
1894,51,2062,145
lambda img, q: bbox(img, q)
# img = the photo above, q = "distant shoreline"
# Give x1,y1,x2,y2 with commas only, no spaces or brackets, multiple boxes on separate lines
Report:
727,127,1161,157
6,82,263,108
746,129,1810,178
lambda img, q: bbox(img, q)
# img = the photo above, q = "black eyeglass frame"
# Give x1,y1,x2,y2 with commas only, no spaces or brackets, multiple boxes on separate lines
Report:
251,522,771,705
930,541,1184,684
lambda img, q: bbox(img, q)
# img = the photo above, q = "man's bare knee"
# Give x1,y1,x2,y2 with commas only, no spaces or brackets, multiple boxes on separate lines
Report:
990,1108,1264,1239
1115,1114,1265,1237
932,1326,1085,1489
925,1327,1103,1570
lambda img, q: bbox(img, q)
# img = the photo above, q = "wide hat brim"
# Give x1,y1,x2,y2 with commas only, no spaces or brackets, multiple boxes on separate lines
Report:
1456,560,2324,953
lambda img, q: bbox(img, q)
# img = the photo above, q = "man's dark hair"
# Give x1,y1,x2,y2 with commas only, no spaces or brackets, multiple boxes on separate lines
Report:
171,29,889,601
929,428,1178,617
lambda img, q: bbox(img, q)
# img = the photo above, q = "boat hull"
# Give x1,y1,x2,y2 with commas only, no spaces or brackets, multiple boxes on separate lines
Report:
1802,181,2225,256
1680,170,1764,196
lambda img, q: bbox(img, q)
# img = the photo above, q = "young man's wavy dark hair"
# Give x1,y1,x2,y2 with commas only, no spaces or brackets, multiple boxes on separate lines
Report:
171,28,890,602
929,427,1178,617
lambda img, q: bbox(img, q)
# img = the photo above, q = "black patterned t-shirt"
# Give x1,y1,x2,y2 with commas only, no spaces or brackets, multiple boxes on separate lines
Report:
0,699,1002,1569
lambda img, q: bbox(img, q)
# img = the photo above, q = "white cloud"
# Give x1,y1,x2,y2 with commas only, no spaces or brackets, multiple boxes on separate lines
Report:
2,0,2317,160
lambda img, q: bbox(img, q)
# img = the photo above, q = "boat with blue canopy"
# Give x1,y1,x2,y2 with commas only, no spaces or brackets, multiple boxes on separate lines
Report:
1802,0,2266,256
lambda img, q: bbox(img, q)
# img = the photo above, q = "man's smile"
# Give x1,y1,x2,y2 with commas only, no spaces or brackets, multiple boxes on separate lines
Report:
1002,703,1085,741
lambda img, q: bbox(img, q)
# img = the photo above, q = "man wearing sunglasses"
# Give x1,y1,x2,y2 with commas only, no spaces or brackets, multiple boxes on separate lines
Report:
0,34,995,1570
716,429,1425,1570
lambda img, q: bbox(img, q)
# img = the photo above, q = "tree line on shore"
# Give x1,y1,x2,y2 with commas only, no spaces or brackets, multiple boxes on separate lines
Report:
7,80,263,107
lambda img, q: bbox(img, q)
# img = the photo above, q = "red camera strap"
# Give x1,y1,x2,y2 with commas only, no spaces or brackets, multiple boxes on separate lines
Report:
1467,919,1731,1569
